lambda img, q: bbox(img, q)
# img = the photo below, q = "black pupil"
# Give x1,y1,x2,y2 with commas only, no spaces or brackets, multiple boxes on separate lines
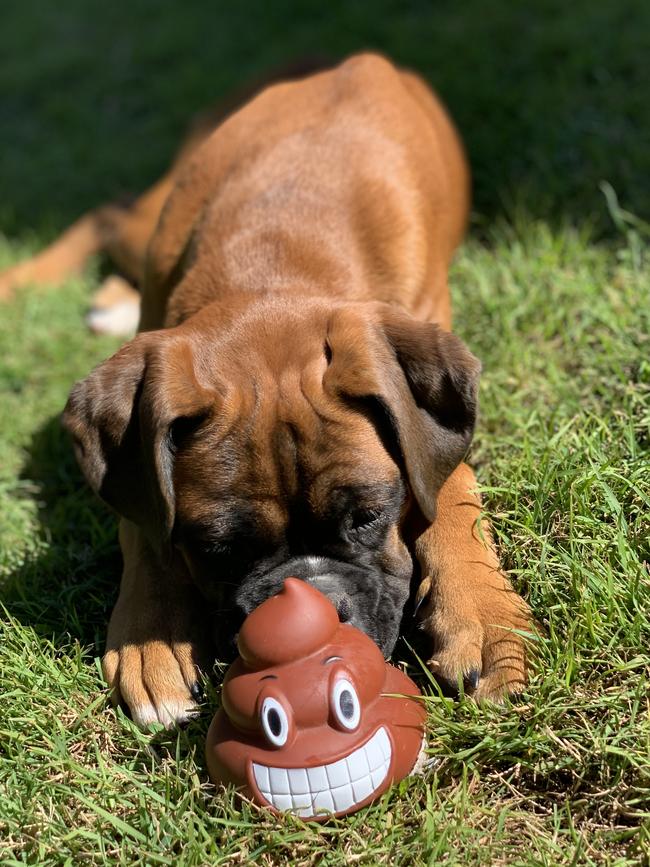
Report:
339,690,354,719
267,708,282,737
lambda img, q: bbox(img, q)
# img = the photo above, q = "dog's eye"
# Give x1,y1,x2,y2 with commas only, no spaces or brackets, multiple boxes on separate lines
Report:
349,508,383,532
169,413,208,451
331,678,361,730
202,540,233,557
260,697,290,747
194,536,249,562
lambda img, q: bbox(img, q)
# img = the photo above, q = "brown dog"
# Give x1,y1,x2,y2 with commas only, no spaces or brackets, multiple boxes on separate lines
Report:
4,54,531,727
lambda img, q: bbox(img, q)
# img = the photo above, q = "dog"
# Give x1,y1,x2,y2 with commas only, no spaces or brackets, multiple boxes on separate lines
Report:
2,54,531,727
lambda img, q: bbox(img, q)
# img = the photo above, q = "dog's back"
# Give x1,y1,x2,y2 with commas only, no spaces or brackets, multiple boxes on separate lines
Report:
143,53,469,330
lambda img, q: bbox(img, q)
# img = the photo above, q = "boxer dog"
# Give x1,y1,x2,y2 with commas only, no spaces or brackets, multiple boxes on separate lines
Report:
2,54,532,727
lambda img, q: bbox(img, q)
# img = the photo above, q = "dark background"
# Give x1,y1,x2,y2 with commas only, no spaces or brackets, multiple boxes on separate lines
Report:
1,0,648,241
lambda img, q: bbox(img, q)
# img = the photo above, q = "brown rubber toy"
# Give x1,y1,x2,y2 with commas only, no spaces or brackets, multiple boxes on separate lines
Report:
206,578,427,819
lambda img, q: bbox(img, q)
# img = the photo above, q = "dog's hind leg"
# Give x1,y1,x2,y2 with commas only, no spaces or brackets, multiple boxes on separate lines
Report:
0,171,175,309
0,212,106,301
85,274,141,337
82,176,177,335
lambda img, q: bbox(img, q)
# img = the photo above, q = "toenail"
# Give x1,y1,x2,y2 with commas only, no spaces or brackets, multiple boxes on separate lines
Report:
190,681,204,701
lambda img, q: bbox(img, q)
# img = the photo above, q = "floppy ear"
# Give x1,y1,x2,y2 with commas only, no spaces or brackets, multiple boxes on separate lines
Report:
326,304,481,521
62,329,214,555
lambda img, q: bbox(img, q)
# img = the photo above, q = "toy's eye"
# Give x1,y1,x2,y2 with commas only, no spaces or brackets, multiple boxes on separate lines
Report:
260,697,289,747
331,678,361,730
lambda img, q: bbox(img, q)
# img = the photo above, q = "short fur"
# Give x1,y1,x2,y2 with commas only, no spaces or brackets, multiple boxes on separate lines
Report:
2,54,531,727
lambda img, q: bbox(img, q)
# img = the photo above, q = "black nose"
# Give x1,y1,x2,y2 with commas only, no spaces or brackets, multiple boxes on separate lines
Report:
304,575,354,623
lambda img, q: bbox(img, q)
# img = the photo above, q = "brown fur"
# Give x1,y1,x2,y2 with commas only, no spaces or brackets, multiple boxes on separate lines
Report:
3,54,531,726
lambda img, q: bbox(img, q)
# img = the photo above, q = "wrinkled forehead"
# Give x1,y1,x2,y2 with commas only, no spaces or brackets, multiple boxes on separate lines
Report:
174,368,402,521
281,410,401,509
175,465,404,538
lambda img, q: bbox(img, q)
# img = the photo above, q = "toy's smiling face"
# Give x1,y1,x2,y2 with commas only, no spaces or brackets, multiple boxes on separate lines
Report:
220,628,392,816
206,579,425,818
250,726,392,817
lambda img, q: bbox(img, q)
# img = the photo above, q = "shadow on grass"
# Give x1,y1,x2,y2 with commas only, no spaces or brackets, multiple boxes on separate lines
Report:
3,414,220,759
3,414,120,651
1,0,648,239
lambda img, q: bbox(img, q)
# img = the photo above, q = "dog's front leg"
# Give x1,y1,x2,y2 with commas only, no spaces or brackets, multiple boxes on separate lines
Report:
102,519,211,728
414,463,532,701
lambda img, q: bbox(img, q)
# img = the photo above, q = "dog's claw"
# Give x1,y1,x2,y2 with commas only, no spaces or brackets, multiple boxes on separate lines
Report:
413,592,428,620
190,681,204,701
465,668,481,691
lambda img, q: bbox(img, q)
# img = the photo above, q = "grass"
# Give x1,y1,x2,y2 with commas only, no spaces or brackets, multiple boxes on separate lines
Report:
0,1,649,864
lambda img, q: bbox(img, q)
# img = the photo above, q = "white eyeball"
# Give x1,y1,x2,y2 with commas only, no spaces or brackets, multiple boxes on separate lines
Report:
331,678,361,730
260,697,289,747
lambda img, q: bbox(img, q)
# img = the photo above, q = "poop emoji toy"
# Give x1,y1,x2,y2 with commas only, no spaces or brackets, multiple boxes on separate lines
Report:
206,578,427,819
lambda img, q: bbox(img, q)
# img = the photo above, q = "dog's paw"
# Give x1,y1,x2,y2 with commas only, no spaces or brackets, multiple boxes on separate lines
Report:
86,275,140,337
419,580,532,702
102,579,210,729
103,638,203,728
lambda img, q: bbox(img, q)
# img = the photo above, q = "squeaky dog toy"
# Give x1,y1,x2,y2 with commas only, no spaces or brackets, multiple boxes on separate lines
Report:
206,578,427,819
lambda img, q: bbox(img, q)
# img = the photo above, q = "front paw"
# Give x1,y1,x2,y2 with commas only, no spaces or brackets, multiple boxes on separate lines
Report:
102,596,208,728
103,640,203,728
418,579,533,702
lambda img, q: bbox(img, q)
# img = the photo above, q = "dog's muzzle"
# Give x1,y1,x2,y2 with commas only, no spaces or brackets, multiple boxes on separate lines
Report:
233,555,408,658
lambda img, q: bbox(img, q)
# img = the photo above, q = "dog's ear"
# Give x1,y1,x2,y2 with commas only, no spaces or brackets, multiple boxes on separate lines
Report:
62,329,214,556
326,304,481,521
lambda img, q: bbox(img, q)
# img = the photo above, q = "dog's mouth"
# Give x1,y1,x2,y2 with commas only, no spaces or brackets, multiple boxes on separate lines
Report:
249,726,392,817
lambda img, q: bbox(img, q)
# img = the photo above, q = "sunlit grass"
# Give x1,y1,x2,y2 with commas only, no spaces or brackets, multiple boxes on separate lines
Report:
1,1,649,863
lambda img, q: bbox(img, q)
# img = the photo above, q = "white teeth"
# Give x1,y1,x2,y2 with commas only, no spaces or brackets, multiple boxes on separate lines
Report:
325,757,349,789
306,765,328,791
287,768,309,794
370,767,386,790
252,726,392,818
253,763,270,792
352,773,374,804
346,748,370,782
269,767,290,795
331,783,355,813
290,792,314,814
377,727,391,761
273,793,293,812
364,733,385,771
310,789,335,815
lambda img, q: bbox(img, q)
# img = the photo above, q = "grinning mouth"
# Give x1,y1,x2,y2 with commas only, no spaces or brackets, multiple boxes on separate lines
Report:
251,726,391,817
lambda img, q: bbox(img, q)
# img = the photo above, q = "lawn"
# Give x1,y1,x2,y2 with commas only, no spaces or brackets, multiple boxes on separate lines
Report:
0,1,649,864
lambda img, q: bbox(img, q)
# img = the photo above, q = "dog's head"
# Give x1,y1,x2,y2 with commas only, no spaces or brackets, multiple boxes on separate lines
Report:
63,299,480,656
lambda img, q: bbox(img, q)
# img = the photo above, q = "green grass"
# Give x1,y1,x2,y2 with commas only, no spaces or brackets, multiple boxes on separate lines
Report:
1,1,649,864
